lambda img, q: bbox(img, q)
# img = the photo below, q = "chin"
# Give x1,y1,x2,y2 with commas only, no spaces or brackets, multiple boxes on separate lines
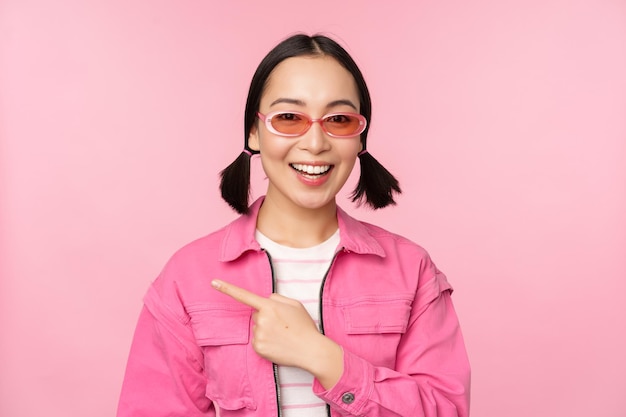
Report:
292,195,336,211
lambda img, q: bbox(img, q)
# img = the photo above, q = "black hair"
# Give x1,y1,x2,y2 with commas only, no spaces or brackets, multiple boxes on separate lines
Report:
219,33,401,214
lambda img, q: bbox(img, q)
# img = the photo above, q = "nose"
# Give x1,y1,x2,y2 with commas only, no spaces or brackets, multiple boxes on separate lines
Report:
299,120,331,154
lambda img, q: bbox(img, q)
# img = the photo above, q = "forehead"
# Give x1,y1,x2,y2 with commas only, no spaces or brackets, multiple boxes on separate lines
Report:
261,55,359,109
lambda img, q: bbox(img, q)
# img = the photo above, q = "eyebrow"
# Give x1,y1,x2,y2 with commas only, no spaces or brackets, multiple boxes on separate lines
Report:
269,98,358,111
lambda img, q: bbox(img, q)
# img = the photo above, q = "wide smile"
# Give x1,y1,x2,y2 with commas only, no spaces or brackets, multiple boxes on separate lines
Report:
290,163,333,180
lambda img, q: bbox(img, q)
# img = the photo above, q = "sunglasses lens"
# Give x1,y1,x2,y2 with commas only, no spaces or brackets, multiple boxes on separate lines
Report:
323,114,363,137
270,113,309,135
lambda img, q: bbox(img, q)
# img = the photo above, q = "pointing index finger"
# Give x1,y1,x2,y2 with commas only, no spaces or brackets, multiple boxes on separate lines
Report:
211,279,267,310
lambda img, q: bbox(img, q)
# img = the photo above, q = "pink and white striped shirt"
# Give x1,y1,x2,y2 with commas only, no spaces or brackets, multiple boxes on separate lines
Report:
255,229,340,417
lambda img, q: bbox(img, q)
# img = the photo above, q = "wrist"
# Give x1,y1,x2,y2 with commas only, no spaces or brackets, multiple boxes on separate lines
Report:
302,334,344,390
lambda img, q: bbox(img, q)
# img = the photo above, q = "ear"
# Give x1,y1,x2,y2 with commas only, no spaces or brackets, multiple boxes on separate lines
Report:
248,124,260,152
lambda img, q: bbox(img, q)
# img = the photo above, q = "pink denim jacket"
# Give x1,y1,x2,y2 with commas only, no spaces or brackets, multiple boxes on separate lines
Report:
117,197,470,417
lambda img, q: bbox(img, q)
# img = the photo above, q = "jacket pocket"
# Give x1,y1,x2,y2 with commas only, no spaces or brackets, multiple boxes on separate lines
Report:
187,304,257,411
342,295,412,334
338,294,413,366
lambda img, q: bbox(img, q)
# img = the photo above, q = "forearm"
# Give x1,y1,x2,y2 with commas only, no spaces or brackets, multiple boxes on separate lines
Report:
299,332,345,390
313,349,469,417
312,292,470,417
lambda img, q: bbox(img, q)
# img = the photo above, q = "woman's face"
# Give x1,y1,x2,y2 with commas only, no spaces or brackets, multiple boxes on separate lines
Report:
248,55,362,213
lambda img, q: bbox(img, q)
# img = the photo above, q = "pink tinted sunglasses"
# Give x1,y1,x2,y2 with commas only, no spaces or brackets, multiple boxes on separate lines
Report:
257,111,367,138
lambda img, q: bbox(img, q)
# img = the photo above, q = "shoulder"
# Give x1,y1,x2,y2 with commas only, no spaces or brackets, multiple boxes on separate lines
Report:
339,211,445,281
339,207,430,258
145,219,255,315
360,220,453,296
167,225,230,265
147,225,229,297
361,220,429,253
164,206,258,268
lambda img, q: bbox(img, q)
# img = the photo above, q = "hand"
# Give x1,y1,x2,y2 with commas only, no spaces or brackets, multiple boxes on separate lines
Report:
211,279,343,388
211,279,322,366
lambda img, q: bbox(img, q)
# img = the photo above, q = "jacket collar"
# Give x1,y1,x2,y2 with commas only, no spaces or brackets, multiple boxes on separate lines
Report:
219,196,385,262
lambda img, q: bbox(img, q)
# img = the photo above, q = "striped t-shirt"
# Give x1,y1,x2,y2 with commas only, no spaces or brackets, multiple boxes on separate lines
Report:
255,229,340,417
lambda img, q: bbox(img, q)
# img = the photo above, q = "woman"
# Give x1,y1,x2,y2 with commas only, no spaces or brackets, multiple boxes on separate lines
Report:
117,33,470,417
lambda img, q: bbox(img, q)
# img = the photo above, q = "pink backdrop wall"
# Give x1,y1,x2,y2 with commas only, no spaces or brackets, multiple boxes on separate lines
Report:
1,1,625,416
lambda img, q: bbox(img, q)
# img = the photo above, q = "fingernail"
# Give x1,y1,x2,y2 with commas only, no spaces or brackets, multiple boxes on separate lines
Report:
211,280,221,289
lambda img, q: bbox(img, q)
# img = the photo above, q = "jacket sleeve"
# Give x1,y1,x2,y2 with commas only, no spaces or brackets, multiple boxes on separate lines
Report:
116,285,214,417
313,266,471,417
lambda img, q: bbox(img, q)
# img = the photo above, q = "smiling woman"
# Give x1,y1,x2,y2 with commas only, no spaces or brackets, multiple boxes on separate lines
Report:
219,34,401,215
248,55,363,221
116,33,470,417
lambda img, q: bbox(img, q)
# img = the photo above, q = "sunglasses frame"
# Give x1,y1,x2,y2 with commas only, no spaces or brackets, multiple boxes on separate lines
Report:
257,111,367,138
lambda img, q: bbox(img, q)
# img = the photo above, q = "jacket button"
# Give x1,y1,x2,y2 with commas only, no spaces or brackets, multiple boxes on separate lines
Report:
341,392,355,404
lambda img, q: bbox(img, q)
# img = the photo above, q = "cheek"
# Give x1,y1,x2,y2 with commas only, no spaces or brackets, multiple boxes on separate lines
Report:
337,152,359,178
257,138,294,173
258,138,289,159
343,141,362,162
345,158,358,175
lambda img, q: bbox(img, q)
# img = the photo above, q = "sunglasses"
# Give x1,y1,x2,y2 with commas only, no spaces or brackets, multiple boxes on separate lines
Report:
257,111,367,138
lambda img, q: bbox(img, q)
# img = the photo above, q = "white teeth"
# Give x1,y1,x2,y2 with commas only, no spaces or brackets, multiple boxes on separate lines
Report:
292,164,331,175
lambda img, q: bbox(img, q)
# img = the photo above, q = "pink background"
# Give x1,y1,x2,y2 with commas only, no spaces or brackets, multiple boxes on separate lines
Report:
1,1,625,416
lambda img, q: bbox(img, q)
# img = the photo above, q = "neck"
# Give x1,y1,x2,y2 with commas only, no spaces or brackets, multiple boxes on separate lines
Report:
256,196,339,248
